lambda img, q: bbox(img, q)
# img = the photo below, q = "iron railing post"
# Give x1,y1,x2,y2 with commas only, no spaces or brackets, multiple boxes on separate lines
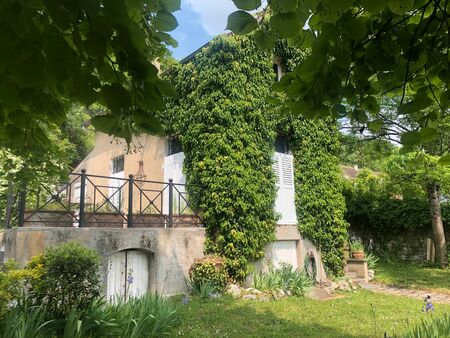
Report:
79,169,86,227
17,183,26,227
128,174,134,228
168,178,173,228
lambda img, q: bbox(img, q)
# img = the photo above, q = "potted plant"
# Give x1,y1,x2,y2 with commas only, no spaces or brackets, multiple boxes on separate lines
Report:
350,240,365,259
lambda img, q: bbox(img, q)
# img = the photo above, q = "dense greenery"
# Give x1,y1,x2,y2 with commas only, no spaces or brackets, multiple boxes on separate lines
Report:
164,36,278,281
188,256,228,294
164,35,348,278
228,1,450,156
0,294,180,338
253,264,312,296
289,118,348,275
27,242,101,318
0,0,180,155
339,133,396,172
344,168,450,238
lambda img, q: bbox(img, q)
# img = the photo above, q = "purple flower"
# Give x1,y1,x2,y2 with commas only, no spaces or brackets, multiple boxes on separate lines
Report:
127,275,134,284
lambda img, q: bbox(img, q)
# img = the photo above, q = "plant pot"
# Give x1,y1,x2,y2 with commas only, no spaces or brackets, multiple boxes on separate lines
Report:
352,251,365,260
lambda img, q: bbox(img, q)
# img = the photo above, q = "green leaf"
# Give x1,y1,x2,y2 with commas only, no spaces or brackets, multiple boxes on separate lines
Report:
161,0,181,12
154,32,178,48
10,52,45,88
362,96,380,113
270,12,302,38
344,18,367,40
367,120,383,132
154,12,178,32
419,127,438,143
438,155,450,165
400,131,421,147
132,110,164,135
101,84,131,113
0,78,20,111
271,0,297,13
398,93,433,115
155,80,176,97
361,0,389,13
232,0,261,11
253,30,276,50
388,0,414,14
226,11,258,35
90,115,119,134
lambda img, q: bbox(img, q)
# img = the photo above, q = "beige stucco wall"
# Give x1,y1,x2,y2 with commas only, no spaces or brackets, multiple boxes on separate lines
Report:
4,227,205,295
250,225,327,284
70,132,168,215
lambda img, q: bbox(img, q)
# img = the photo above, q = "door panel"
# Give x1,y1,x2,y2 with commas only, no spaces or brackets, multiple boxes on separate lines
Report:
126,250,149,299
106,251,126,301
271,240,298,269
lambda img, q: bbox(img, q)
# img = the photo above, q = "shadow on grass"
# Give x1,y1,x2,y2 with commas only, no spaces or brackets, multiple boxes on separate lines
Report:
174,296,365,338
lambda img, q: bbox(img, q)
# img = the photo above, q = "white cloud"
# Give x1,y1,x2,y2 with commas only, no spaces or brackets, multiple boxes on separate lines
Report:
184,0,236,35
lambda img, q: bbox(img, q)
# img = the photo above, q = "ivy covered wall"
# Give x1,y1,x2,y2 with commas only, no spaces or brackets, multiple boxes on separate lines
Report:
164,36,278,280
164,35,348,279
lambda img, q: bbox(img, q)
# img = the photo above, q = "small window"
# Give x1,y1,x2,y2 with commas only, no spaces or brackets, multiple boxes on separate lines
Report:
273,57,284,81
274,135,289,154
112,155,124,174
168,136,183,155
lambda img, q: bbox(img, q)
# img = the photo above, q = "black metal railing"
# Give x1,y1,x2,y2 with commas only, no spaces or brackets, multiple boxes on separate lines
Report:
12,170,203,228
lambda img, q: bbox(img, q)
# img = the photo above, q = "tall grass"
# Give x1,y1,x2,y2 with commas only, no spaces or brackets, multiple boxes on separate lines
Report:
253,264,313,296
397,313,450,338
0,294,179,338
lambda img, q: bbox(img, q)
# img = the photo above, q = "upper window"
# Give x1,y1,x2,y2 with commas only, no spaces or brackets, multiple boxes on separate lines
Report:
274,135,289,154
273,57,284,82
168,136,183,155
112,155,124,174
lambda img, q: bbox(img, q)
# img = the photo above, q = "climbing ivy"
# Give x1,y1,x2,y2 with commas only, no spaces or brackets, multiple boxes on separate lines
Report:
164,36,348,279
275,42,349,276
164,36,278,281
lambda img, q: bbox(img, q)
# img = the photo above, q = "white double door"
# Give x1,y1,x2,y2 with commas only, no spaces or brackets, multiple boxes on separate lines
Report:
106,250,149,301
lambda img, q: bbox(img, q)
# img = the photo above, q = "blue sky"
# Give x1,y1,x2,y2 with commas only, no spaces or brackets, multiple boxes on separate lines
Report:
169,0,237,60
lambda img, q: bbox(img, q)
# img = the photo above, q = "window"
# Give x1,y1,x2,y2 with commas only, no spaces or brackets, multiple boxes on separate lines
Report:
112,155,124,174
273,57,284,81
168,136,183,155
274,135,289,154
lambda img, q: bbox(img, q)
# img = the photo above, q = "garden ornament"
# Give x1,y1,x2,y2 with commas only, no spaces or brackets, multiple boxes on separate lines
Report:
422,295,434,313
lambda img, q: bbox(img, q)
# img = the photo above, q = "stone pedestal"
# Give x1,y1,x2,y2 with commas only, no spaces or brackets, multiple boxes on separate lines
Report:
346,259,369,283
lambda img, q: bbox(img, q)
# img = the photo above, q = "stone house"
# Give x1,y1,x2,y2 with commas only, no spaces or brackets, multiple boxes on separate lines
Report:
4,41,328,300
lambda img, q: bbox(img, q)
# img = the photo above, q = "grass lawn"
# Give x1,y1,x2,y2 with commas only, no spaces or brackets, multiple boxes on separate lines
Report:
171,290,450,337
375,261,450,294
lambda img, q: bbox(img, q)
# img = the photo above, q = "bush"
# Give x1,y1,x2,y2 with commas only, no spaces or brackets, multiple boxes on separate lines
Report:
253,264,313,296
188,256,228,294
0,259,42,319
27,242,101,318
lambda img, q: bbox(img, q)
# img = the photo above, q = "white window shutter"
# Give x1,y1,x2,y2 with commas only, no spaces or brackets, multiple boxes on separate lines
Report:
273,152,297,225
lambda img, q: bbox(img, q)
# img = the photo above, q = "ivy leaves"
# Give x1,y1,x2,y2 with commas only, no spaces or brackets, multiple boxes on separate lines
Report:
0,0,179,153
227,0,450,162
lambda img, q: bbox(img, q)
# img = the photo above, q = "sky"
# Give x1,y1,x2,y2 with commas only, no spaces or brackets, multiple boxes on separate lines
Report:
169,0,238,60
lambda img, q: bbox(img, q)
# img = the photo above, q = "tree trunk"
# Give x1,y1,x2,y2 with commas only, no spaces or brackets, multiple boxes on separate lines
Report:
4,178,14,228
426,182,448,266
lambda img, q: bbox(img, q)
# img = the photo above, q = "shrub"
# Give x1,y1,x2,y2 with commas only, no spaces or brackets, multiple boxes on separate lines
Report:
188,256,228,294
365,252,379,270
0,259,42,319
253,264,313,296
350,240,364,252
27,242,101,318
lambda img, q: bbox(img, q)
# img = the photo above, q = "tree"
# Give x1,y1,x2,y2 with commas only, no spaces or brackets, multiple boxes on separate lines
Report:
0,0,179,156
227,0,450,265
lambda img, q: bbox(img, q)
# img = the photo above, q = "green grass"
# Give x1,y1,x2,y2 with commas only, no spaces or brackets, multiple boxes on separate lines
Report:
375,261,450,294
172,291,450,337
